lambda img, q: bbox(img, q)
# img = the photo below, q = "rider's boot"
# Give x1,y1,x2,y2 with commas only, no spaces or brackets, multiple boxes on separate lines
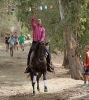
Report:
47,63,54,72
24,65,33,73
24,51,34,73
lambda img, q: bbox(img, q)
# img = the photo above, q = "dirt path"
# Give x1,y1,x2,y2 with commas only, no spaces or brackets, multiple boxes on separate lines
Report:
0,40,89,100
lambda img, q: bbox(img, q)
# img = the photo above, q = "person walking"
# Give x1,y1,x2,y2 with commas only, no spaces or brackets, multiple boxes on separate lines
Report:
18,32,25,52
8,35,15,57
82,45,89,86
13,32,19,51
5,33,10,52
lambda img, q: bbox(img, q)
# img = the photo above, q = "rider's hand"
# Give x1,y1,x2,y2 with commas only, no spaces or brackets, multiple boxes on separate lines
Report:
33,12,37,18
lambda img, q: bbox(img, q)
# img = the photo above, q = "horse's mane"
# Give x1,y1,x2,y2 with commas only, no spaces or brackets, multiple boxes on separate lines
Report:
34,42,40,56
34,42,45,56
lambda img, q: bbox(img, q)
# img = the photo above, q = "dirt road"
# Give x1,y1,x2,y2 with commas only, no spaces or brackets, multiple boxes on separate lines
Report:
0,40,89,100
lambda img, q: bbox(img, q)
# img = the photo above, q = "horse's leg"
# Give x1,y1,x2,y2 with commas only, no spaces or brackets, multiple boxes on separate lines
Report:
37,72,42,92
30,72,35,95
43,72,48,92
30,72,34,94
32,71,37,95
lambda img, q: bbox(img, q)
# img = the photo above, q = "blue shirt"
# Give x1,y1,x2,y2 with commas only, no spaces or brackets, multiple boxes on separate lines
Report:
8,38,15,45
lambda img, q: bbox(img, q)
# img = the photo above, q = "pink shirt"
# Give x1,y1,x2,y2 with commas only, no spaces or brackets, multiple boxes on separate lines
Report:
31,17,45,42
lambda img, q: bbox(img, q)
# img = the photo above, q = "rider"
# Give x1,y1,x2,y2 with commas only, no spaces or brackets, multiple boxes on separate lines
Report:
24,13,53,73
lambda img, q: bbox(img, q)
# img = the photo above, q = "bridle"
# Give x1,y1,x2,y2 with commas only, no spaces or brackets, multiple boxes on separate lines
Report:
37,43,46,62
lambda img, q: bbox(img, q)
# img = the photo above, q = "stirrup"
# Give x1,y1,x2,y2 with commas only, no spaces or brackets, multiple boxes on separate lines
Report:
47,63,54,72
47,67,54,72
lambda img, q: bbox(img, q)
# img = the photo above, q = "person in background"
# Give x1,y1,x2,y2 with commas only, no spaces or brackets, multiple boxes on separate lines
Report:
18,32,25,52
24,12,54,73
82,45,89,86
13,32,19,51
5,33,10,52
8,35,15,57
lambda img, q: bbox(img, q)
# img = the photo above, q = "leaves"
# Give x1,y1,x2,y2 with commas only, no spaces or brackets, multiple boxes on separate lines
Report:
0,0,89,55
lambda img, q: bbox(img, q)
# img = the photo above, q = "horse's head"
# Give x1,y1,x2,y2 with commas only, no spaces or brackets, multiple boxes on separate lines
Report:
35,41,46,62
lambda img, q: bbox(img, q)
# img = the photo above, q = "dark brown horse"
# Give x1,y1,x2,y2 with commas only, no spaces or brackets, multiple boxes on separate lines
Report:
30,41,48,95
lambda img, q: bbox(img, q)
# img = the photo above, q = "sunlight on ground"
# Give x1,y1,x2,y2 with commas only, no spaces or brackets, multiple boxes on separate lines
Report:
0,41,86,99
53,63,62,66
0,77,83,96
24,40,32,44
0,46,4,50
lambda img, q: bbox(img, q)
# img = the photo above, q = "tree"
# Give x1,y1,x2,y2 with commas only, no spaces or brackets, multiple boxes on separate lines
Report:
16,0,63,51
0,0,19,35
59,0,89,79
15,0,89,79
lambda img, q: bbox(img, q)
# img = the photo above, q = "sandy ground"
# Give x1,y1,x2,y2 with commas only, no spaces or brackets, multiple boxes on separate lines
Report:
0,39,89,100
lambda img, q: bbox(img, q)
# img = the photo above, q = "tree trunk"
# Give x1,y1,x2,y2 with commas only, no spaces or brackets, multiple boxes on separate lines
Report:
59,0,83,79
62,47,69,66
58,0,69,67
65,27,83,79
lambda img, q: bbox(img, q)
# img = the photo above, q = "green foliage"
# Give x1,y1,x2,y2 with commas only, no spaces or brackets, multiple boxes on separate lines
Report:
0,0,18,34
77,1,89,60
1,0,89,56
16,0,63,51
62,0,89,60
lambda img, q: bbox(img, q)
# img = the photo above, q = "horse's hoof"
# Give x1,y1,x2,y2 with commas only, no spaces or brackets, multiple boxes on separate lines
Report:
44,88,48,92
33,91,36,95
44,86,48,92
37,88,40,92
38,89,40,92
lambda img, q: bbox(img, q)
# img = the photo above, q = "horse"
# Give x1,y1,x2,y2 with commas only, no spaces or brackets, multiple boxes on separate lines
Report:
29,41,48,95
